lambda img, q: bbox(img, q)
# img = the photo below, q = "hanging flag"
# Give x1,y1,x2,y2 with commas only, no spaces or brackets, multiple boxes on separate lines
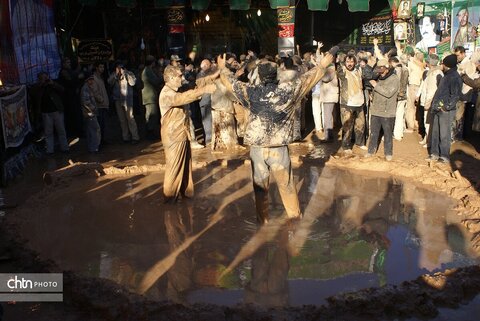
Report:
230,0,250,10
192,0,210,11
277,7,295,57
8,0,62,84
115,0,137,8
167,7,186,57
307,0,329,11
0,85,31,148
347,0,370,12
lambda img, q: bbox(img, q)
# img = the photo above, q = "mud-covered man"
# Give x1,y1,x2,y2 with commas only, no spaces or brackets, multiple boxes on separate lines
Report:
160,65,216,202
217,51,334,224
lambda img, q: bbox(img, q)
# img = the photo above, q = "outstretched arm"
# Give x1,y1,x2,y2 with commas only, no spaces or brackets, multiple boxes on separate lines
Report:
297,52,334,98
373,38,386,60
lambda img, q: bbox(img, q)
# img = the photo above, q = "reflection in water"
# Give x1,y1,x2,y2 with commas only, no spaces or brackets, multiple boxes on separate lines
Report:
244,224,291,307
12,165,480,307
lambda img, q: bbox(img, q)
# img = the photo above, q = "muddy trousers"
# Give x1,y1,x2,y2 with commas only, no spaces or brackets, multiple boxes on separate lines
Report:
250,146,301,223
368,116,395,157
340,104,365,149
163,140,194,201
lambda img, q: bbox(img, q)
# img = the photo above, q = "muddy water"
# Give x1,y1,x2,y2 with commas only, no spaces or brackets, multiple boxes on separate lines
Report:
12,164,480,307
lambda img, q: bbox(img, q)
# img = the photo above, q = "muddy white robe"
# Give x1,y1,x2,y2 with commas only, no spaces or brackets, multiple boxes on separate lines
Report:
159,85,208,200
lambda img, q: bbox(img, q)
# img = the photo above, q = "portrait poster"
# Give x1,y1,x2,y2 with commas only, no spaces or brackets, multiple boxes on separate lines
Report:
412,1,452,54
0,85,31,148
450,0,479,51
394,22,408,40
397,0,412,19
9,0,62,85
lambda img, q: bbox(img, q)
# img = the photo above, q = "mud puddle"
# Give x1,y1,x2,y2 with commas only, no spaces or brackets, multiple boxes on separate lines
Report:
10,164,480,307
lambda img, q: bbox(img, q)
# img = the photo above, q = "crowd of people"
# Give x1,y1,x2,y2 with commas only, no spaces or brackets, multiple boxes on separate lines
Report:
28,41,480,222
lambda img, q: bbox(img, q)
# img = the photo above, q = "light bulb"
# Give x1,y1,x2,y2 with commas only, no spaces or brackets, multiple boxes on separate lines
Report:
313,40,317,46
257,9,261,17
205,14,210,22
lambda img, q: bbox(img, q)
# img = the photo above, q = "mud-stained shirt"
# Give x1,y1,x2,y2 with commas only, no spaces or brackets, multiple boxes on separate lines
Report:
159,84,208,146
231,66,326,147
159,86,191,146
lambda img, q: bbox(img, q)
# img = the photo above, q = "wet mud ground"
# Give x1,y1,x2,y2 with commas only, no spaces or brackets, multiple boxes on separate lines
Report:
1,128,480,320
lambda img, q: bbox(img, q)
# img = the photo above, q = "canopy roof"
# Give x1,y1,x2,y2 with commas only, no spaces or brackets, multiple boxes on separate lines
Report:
79,0,372,12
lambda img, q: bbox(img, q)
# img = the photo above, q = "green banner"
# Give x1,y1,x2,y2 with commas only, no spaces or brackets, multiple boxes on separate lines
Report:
192,0,210,10
270,0,291,9
115,0,137,8
230,0,250,10
307,0,329,11
347,0,370,12
154,0,172,9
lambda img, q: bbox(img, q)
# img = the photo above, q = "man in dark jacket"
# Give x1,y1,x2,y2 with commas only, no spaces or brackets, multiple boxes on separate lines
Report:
427,54,463,162
365,59,399,161
32,72,70,154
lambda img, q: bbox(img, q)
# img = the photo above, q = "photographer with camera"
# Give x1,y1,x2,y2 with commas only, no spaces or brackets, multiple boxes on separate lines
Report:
108,61,140,144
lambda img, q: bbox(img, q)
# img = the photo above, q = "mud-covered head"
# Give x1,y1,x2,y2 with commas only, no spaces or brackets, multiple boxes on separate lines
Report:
257,62,278,84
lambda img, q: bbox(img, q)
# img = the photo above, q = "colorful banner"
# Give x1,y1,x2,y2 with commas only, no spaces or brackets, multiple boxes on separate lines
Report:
412,1,452,55
0,85,31,148
451,0,479,52
277,7,295,56
167,7,186,57
8,0,62,85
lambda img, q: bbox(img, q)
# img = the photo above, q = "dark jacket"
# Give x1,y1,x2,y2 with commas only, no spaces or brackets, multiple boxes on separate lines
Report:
370,68,399,118
395,64,409,101
431,68,463,113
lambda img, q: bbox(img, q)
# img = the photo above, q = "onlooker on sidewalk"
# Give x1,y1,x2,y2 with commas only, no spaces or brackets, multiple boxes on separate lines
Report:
391,56,409,141
337,54,367,153
142,55,163,140
92,62,110,145
460,52,480,133
427,54,463,163
365,59,399,161
406,52,425,132
32,72,69,154
80,73,101,153
108,61,140,144
417,54,443,147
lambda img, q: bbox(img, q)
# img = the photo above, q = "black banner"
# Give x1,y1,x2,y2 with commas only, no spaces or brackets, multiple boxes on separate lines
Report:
76,39,114,64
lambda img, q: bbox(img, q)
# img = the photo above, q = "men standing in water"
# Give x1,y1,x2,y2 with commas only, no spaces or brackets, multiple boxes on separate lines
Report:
217,51,334,224
159,65,216,202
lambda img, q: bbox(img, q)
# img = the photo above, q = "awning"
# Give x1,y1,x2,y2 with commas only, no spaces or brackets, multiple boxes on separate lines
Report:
305,0,369,12
79,0,371,12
